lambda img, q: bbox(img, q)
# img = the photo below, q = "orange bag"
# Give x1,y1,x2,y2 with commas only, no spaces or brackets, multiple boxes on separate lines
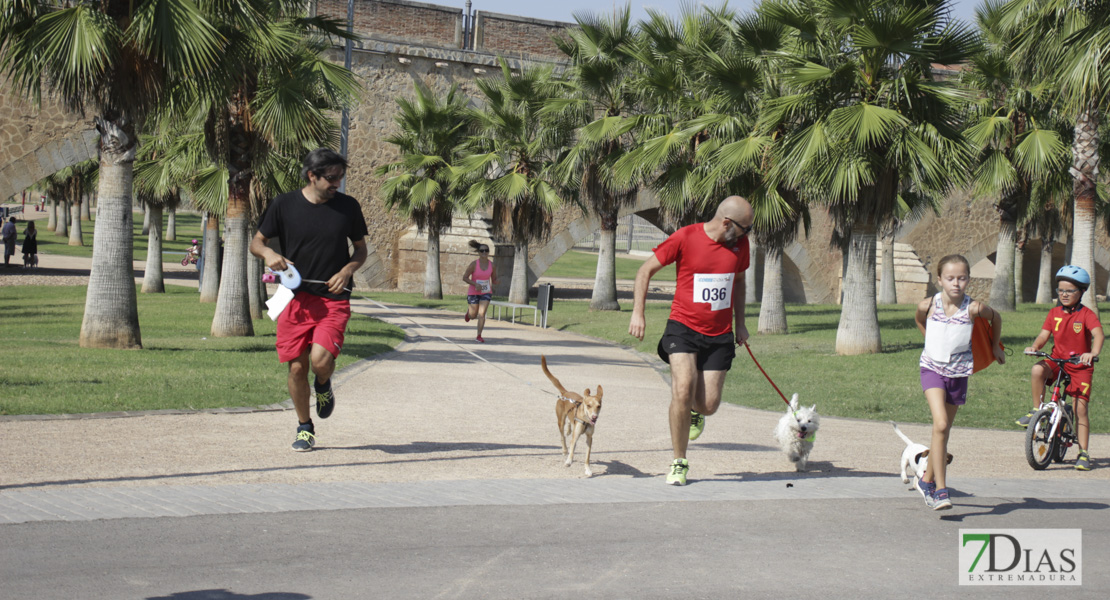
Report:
972,316,1003,373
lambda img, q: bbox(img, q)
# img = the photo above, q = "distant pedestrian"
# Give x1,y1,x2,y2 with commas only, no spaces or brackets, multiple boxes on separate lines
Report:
21,221,37,268
462,239,498,343
2,216,17,266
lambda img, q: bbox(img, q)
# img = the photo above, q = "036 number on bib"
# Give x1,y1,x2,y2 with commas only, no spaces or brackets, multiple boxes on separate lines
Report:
694,273,734,311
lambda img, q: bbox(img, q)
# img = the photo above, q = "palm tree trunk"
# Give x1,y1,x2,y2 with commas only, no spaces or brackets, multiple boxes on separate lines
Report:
990,217,1017,311
142,205,165,293
248,254,266,320
47,198,57,231
1014,242,1024,305
212,187,254,337
199,213,220,302
141,202,150,235
509,239,530,305
424,228,443,299
590,214,620,311
68,198,83,246
1036,238,1054,304
746,239,759,304
166,206,177,241
81,193,92,220
836,224,881,355
55,200,69,237
758,244,787,334
1071,103,1100,315
878,234,897,304
80,117,141,350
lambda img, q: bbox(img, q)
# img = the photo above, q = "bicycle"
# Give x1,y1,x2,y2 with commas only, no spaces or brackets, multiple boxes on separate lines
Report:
1023,351,1097,470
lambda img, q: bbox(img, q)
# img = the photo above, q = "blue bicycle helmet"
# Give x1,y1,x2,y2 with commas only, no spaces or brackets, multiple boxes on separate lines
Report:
1055,265,1091,290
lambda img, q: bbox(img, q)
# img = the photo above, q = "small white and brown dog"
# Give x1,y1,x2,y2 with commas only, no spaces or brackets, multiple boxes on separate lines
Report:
891,421,952,487
773,394,820,472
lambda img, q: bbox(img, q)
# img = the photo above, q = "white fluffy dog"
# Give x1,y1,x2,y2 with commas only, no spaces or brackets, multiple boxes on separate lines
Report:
891,421,951,487
773,394,820,472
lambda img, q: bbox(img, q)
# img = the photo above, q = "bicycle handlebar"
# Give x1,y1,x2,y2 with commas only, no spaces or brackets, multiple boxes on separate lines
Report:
1024,350,1099,365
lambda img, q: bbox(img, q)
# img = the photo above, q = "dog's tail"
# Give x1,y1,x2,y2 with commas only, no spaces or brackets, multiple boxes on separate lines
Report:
890,421,914,447
540,355,570,397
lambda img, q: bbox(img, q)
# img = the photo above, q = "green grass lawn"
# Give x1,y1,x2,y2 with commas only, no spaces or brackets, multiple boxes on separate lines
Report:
35,211,205,263
0,285,404,415
542,250,676,281
370,292,1109,432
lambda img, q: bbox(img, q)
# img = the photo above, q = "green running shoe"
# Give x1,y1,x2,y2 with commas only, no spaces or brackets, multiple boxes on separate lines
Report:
666,458,689,486
314,377,335,419
292,423,315,452
689,411,705,441
1016,412,1034,428
1076,451,1091,471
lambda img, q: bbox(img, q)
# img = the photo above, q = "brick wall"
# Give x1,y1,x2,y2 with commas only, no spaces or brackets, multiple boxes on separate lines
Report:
316,0,462,48
474,11,570,59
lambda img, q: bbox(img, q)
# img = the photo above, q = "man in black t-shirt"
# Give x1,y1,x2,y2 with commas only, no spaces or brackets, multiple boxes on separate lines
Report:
251,148,369,451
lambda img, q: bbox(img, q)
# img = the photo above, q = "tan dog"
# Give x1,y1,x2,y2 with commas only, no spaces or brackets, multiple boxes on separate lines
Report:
542,355,603,476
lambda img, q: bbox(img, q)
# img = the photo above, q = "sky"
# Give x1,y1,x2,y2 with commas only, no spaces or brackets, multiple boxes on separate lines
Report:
436,0,981,26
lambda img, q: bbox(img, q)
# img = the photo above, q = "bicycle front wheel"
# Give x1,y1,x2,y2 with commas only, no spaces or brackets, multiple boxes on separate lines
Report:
1025,408,1057,470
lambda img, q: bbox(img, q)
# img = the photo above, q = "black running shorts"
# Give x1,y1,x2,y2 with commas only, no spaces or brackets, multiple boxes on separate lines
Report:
656,319,736,371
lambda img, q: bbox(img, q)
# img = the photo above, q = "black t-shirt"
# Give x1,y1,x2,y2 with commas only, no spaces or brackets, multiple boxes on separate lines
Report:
257,189,369,300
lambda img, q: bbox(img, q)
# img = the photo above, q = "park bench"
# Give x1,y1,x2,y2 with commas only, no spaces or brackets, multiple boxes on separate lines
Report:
489,300,541,327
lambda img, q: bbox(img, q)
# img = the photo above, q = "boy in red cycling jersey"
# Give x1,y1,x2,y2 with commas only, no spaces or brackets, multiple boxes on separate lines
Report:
1020,265,1103,471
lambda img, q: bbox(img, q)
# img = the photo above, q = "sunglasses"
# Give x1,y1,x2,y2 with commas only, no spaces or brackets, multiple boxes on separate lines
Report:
1056,288,1080,295
315,171,345,183
724,217,753,236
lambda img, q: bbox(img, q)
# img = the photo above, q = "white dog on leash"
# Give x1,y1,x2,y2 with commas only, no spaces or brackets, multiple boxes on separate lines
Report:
774,394,820,472
891,421,952,487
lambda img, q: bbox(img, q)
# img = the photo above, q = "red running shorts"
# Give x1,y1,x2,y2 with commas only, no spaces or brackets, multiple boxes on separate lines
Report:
276,293,352,363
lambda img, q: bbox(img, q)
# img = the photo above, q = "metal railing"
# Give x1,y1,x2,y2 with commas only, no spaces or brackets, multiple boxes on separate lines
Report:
572,214,668,254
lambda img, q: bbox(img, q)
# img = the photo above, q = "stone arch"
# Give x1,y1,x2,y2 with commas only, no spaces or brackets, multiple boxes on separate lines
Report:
0,129,99,201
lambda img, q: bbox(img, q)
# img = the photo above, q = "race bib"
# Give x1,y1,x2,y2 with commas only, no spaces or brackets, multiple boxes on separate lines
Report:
693,273,734,311
475,279,492,294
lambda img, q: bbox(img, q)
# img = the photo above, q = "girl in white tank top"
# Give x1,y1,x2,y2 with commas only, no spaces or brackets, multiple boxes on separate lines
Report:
912,255,1005,511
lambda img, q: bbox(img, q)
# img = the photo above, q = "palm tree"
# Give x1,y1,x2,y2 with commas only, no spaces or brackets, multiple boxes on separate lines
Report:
963,0,1070,312
0,0,222,349
1004,0,1110,313
186,4,359,336
762,0,978,355
462,60,577,305
549,6,641,310
378,83,473,300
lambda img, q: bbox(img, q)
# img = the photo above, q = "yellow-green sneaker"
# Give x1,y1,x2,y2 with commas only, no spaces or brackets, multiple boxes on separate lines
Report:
292,423,315,452
689,411,706,441
666,458,689,486
1076,451,1091,471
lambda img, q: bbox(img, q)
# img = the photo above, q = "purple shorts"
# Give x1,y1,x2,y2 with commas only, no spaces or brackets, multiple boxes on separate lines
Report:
920,368,968,406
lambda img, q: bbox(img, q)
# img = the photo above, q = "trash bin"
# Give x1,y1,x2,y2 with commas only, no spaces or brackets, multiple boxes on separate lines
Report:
537,283,554,327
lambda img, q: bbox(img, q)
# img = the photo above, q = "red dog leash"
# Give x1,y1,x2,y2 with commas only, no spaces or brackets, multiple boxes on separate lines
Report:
743,341,791,408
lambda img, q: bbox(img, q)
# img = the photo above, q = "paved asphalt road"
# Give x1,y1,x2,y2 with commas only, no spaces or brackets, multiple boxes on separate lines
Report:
3,477,1108,599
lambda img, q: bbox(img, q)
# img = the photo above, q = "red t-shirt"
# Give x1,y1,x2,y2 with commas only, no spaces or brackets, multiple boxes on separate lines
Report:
1043,305,1102,370
653,223,750,336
